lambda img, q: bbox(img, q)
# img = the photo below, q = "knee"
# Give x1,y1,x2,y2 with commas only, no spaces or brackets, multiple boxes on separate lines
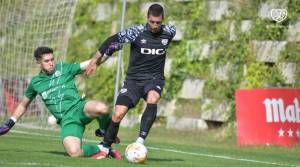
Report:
95,103,108,115
67,147,81,157
112,106,127,122
147,98,158,104
147,94,160,104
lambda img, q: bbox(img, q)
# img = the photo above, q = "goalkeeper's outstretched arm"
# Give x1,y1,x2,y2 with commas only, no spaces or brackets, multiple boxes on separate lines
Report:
0,97,31,135
81,51,109,72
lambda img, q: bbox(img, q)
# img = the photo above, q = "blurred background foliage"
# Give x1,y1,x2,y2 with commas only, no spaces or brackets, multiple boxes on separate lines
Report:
67,0,300,125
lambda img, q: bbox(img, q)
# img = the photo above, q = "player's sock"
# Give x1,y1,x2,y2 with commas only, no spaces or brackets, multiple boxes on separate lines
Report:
136,137,144,144
95,114,121,144
139,103,157,140
81,144,100,157
97,144,109,154
96,113,111,133
102,120,120,148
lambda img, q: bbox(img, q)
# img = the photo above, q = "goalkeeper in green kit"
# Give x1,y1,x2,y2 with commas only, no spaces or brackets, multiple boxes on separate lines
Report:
0,46,122,159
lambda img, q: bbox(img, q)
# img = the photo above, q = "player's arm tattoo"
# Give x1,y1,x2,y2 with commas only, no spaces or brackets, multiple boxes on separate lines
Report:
98,34,122,56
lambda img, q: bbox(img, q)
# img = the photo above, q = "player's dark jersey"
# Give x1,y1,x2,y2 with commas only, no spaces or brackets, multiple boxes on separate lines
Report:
99,23,176,80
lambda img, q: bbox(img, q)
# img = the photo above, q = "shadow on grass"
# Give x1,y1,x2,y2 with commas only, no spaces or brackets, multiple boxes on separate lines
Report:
147,157,184,162
44,151,68,156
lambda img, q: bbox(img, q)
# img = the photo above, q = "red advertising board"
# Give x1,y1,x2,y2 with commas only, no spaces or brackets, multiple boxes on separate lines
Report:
236,88,300,146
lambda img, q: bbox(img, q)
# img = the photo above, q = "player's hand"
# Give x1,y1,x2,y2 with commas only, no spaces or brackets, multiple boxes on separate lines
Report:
85,59,97,75
0,119,15,135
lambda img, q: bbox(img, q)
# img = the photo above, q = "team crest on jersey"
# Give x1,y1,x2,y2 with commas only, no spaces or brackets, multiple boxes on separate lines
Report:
120,88,127,94
54,71,61,77
161,39,168,45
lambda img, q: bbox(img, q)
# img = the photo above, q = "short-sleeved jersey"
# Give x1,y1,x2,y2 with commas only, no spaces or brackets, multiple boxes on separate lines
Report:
25,61,83,122
100,23,176,80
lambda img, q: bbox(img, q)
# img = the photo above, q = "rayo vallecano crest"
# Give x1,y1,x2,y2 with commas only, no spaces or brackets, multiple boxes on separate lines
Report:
161,39,168,45
270,8,287,23
54,70,61,77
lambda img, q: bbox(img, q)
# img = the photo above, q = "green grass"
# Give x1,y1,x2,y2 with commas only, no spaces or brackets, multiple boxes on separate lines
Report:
0,124,299,167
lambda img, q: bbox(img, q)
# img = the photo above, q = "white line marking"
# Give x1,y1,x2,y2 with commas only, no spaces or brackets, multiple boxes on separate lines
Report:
146,147,300,167
0,161,72,167
11,130,58,138
8,130,300,167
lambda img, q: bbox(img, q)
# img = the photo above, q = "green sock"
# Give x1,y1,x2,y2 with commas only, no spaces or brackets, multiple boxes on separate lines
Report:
81,144,100,157
97,113,111,131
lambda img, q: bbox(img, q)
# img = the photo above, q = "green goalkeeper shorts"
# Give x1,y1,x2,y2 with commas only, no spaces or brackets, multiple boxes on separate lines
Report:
60,100,93,141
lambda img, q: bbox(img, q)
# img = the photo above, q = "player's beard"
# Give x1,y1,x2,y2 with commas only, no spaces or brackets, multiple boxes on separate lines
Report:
149,24,161,33
150,27,160,33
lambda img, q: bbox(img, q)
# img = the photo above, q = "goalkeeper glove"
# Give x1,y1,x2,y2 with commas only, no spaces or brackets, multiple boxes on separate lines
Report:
0,117,16,135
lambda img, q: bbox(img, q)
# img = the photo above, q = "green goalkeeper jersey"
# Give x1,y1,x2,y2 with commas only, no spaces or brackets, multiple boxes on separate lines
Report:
25,61,83,122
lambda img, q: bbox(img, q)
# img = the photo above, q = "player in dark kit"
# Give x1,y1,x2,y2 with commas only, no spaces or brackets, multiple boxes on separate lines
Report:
86,4,176,159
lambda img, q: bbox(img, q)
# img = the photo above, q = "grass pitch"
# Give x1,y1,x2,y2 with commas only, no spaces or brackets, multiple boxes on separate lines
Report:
0,123,299,167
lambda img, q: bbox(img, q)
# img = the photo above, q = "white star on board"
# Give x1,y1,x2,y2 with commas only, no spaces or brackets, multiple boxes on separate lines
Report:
288,128,293,137
278,128,284,137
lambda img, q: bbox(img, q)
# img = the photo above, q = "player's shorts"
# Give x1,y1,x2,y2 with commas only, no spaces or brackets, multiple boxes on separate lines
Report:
117,77,165,108
60,100,92,141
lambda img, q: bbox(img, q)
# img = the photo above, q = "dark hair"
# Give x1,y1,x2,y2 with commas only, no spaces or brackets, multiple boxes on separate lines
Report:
34,46,53,61
147,4,164,19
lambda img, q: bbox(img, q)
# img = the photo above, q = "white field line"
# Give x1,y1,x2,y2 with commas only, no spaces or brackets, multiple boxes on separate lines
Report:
0,161,72,167
9,130,300,167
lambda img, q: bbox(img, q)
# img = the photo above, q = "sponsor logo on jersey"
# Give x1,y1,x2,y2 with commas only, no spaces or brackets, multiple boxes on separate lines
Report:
161,39,168,45
141,39,147,44
141,48,165,55
156,85,161,90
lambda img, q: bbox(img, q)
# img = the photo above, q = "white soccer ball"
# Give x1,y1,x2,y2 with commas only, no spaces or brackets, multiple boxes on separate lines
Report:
47,115,56,125
125,142,148,163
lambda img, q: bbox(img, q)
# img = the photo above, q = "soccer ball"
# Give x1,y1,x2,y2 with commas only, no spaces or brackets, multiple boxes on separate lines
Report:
125,142,148,163
47,115,56,125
